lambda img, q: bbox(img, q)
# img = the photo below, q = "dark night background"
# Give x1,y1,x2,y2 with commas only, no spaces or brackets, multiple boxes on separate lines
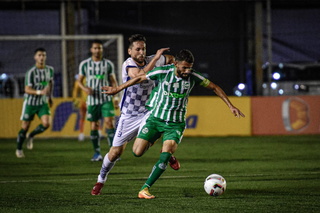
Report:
1,0,320,96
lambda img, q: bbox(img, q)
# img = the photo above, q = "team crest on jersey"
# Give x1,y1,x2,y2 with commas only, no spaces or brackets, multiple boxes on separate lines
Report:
182,81,190,89
142,127,149,134
173,83,179,88
164,81,169,86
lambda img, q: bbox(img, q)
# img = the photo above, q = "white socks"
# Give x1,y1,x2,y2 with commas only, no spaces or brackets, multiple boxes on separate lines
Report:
97,153,116,183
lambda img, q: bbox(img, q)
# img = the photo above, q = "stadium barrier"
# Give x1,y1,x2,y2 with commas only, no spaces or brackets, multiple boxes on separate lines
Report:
0,96,319,138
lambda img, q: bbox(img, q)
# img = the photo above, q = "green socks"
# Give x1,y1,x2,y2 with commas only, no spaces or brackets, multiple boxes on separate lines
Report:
141,152,172,190
29,124,48,138
91,130,100,154
17,129,27,150
107,128,115,149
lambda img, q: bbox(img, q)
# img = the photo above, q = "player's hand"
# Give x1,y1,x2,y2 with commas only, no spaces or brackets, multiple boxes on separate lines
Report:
230,106,245,119
154,47,170,60
84,87,93,95
101,86,119,95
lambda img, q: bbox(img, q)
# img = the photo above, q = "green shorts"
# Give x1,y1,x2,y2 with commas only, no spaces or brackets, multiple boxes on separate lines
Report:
21,103,51,121
137,116,186,145
87,101,115,121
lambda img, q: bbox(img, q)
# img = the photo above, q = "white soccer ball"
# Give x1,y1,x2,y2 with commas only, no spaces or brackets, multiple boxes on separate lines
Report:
204,174,227,196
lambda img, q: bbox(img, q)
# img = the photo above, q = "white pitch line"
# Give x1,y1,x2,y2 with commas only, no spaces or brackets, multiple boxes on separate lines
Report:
1,172,319,184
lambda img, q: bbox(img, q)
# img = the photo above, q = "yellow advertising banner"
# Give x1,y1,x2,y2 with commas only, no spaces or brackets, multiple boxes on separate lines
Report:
184,96,251,136
0,96,250,138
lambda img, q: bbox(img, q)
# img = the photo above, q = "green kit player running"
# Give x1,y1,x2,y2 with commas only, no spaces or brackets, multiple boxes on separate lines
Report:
102,49,245,199
16,47,54,158
78,39,119,161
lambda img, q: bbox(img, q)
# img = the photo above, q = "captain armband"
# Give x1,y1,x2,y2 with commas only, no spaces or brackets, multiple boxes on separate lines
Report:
200,78,210,87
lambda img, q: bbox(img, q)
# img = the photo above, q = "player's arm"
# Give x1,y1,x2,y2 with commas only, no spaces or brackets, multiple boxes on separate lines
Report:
24,85,50,96
77,74,93,95
47,79,53,107
164,54,175,64
102,74,148,95
205,81,245,118
128,47,170,78
109,73,120,108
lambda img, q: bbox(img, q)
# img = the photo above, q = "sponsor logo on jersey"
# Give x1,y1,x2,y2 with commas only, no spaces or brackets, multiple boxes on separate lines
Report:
173,83,179,88
163,91,186,99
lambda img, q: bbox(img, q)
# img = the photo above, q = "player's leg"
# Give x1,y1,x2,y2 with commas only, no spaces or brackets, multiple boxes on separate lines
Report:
138,111,180,170
90,120,102,161
91,143,127,195
87,105,103,161
138,121,184,199
91,114,139,195
104,116,115,149
78,102,86,141
101,101,116,149
16,120,31,158
27,104,51,149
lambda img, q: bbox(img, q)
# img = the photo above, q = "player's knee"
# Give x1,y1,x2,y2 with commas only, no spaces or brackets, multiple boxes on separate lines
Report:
132,150,143,157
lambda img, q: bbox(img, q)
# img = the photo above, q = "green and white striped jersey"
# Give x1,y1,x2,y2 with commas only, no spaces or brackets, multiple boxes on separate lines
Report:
146,64,210,123
79,57,115,106
24,65,54,106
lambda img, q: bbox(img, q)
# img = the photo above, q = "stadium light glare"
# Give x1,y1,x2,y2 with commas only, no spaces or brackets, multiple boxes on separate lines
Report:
278,63,284,69
271,82,277,89
272,72,281,80
0,73,8,79
262,83,267,89
237,83,246,90
278,89,284,95
234,90,242,97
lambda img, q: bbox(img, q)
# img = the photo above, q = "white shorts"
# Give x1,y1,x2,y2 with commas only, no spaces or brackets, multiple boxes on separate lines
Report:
112,111,151,147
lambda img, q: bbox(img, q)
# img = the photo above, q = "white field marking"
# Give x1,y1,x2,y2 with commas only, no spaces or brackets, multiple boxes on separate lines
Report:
1,172,320,184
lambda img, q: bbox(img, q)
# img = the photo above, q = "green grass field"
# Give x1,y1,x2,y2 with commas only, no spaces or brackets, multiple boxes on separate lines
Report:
1,135,320,213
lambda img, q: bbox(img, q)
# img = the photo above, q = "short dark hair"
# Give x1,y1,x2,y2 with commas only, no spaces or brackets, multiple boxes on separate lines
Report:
92,39,103,46
175,49,194,64
128,34,146,48
34,47,46,54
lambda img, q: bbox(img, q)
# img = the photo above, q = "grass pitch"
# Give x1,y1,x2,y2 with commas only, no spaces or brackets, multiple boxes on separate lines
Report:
1,135,320,213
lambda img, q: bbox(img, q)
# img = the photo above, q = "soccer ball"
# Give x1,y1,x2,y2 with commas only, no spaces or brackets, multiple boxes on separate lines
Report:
204,174,227,196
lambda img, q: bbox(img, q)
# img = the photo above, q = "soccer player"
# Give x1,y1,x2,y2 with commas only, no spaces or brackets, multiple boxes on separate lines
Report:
72,75,104,141
16,47,54,158
78,39,119,161
91,34,180,195
101,49,245,199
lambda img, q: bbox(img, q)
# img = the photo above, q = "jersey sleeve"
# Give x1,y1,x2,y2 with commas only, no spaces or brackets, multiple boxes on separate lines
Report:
107,60,115,75
191,70,210,87
146,64,173,81
79,60,86,76
25,69,34,86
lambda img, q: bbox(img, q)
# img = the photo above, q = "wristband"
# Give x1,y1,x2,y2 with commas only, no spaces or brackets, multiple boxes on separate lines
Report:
36,90,41,95
114,96,119,101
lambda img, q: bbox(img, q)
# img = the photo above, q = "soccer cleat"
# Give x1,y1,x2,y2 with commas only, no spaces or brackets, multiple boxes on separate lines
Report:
26,137,33,150
15,149,25,158
91,182,104,195
169,155,180,170
78,133,85,141
91,153,103,162
138,188,155,199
